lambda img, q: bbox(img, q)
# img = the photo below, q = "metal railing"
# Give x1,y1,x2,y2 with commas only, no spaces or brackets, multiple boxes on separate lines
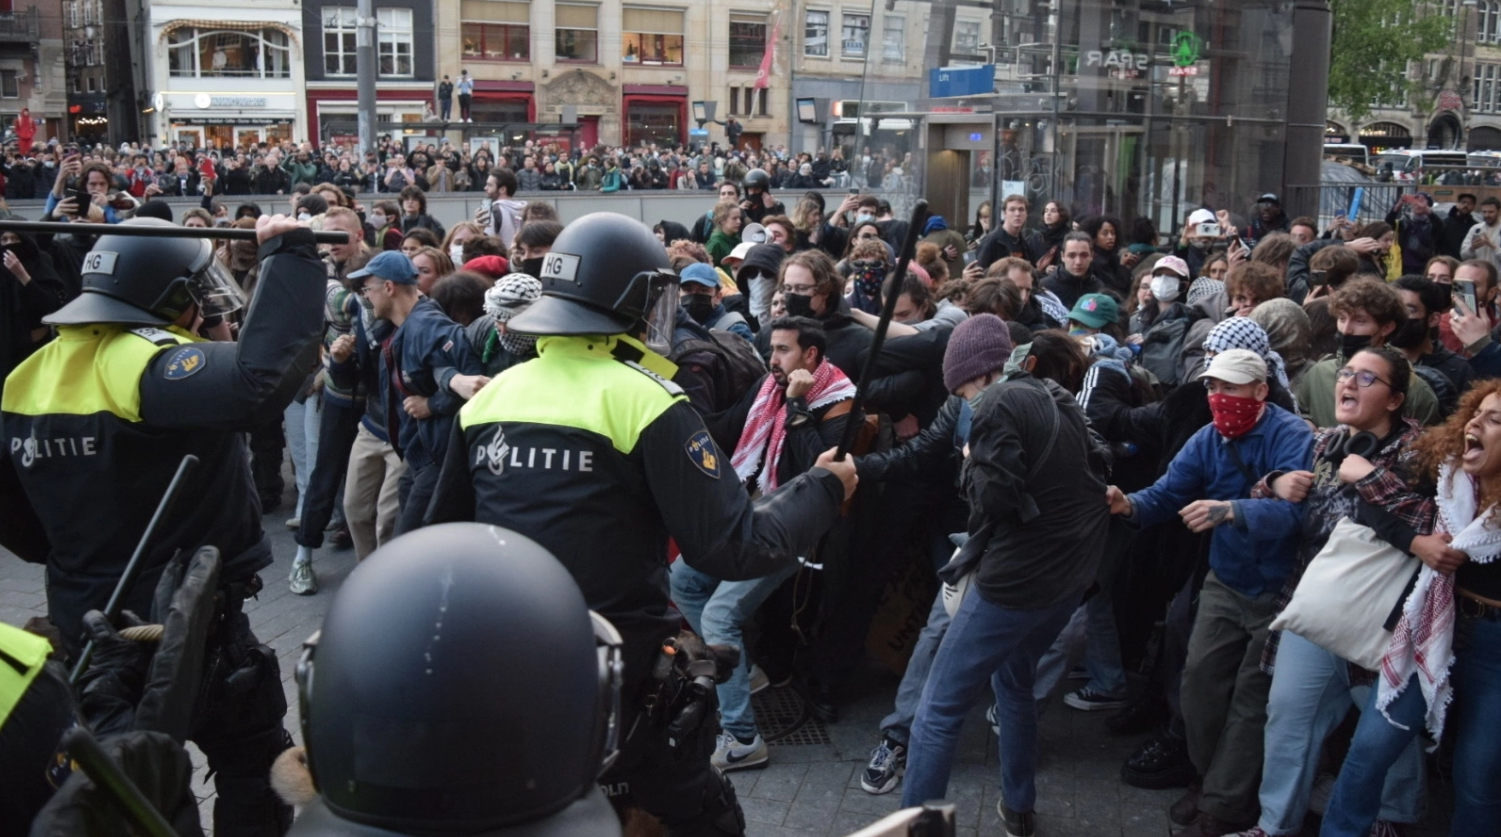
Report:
0,7,40,41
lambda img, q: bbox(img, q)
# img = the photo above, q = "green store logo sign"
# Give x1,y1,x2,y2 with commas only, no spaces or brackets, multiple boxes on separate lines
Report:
1170,32,1203,76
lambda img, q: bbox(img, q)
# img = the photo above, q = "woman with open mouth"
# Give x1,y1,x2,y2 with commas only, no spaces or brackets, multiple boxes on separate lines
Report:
1250,347,1431,837
1319,378,1501,837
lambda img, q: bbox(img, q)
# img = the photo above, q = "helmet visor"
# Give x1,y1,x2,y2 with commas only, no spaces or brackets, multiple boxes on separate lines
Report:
188,259,247,319
642,273,679,356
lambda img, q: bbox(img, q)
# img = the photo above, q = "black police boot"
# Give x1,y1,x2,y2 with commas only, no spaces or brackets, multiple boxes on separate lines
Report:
1120,729,1195,790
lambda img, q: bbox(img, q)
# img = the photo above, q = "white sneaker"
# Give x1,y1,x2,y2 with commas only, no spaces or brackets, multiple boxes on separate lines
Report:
289,559,318,595
285,516,301,530
711,731,768,772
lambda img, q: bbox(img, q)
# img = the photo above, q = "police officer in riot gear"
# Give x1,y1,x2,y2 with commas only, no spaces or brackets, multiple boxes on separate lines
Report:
738,168,784,225
288,523,626,837
1,215,327,836
427,212,857,836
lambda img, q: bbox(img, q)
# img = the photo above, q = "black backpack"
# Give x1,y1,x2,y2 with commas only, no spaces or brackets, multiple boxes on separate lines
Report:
670,329,767,413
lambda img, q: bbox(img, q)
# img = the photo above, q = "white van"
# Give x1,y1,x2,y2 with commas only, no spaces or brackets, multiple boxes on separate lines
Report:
1371,149,1468,180
1322,142,1369,167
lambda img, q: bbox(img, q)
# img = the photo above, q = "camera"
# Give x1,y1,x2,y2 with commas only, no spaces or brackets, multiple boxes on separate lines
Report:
1194,221,1221,238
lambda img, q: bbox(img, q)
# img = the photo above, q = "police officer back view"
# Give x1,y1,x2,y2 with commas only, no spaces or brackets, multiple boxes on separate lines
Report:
1,215,327,836
427,212,858,836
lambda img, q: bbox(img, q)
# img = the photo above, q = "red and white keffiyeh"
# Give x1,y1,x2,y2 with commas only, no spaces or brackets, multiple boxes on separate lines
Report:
731,362,856,492
1377,461,1501,742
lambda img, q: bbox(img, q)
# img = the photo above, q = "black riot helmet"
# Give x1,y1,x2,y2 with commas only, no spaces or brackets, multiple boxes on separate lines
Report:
44,217,246,326
291,523,624,837
506,212,678,353
742,167,771,194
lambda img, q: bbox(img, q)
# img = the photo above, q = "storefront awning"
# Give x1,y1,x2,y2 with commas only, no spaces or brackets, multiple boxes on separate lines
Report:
158,19,299,48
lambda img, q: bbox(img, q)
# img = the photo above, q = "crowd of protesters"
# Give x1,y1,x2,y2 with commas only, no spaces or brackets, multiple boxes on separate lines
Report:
3,143,1501,837
0,133,914,203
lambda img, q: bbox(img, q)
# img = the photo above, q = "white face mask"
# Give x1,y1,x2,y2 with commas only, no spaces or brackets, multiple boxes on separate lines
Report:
449,244,465,264
1149,275,1181,302
369,213,386,227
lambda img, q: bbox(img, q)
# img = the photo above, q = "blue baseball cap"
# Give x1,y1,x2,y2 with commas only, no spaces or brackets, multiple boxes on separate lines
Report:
349,250,418,284
678,262,720,288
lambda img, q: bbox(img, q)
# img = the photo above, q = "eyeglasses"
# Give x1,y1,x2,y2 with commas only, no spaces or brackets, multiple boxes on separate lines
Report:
1336,368,1391,388
358,282,383,296
780,283,817,294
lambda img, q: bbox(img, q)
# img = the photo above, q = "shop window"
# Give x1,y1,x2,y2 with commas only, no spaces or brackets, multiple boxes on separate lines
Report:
729,15,766,69
556,4,598,62
323,7,357,76
472,100,530,124
622,7,683,66
3,71,20,98
168,27,292,78
461,0,530,61
805,9,829,57
625,101,680,147
881,16,904,63
841,12,868,59
378,8,414,76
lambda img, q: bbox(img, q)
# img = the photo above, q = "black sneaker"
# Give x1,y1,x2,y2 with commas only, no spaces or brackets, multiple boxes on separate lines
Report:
1121,731,1195,789
860,736,906,794
997,800,1035,837
1062,686,1130,712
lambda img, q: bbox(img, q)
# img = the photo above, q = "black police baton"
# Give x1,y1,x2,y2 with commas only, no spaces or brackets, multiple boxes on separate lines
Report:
0,219,353,244
834,199,929,461
69,454,198,686
59,727,179,837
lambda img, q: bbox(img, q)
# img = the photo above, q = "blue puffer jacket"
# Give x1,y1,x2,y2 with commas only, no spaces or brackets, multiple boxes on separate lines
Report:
1128,401,1313,597
390,297,482,470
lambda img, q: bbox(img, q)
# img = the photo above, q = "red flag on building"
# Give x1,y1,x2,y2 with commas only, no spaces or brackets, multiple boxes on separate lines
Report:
755,11,782,89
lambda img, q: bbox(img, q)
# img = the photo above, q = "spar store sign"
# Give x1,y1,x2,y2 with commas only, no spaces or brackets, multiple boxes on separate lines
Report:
1085,49,1150,79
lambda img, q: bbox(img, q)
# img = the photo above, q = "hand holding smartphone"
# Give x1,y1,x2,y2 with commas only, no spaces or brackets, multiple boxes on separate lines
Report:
1456,278,1479,316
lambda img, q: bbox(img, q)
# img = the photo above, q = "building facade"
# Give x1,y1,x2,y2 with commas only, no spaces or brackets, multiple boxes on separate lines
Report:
144,0,310,148
302,0,436,147
64,0,107,143
0,4,64,147
426,0,789,151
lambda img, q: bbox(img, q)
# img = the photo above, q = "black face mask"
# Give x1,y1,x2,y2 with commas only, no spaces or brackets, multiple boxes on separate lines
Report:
784,293,815,318
519,257,545,279
683,293,716,324
1388,317,1429,350
1338,331,1375,359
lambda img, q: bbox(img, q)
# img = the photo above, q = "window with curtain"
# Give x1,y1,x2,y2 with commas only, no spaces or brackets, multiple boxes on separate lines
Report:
841,12,869,59
805,9,829,57
168,27,292,78
881,16,904,63
622,7,684,66
461,0,530,61
556,3,597,62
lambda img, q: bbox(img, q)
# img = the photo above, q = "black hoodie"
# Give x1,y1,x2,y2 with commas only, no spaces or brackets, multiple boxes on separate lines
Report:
656,219,691,245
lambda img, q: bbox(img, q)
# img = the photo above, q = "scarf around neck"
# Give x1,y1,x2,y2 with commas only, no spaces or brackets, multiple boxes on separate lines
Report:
731,362,856,492
1376,460,1501,742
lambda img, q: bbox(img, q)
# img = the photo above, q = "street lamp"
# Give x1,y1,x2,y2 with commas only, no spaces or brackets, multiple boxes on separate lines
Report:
691,100,716,126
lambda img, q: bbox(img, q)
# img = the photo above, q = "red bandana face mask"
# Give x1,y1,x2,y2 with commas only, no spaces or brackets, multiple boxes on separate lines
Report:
1207,393,1265,439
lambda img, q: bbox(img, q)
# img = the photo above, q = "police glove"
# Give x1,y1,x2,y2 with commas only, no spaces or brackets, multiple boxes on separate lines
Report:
136,546,221,743
76,609,151,736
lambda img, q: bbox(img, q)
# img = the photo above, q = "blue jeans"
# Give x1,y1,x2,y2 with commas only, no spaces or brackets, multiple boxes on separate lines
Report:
881,590,952,745
284,395,321,519
1322,615,1501,837
669,560,798,740
1258,631,1423,835
900,587,1082,811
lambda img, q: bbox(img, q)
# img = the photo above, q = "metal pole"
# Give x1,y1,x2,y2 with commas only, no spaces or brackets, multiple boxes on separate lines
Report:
0,220,352,243
835,199,928,461
357,0,378,159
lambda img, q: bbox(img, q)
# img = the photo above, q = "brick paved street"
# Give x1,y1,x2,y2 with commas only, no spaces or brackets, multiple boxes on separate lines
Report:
1,476,1453,837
